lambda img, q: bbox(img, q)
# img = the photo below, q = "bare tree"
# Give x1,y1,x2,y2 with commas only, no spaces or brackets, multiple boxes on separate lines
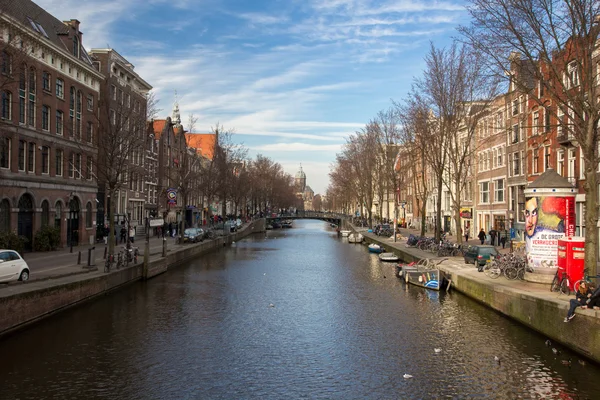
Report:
95,82,154,257
459,0,600,273
397,98,432,237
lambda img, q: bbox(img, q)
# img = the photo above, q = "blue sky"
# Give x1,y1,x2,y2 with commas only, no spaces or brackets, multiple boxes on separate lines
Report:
37,0,469,194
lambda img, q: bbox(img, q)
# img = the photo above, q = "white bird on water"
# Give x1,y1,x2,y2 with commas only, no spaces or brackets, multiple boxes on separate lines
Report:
269,303,275,308
494,356,500,362
434,348,442,353
403,374,413,379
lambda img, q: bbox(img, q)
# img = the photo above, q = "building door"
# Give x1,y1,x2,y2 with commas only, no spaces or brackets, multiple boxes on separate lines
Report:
17,194,34,251
67,198,80,247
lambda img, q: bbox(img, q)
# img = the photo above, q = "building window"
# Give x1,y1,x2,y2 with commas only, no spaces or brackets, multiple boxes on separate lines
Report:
18,140,25,171
54,201,62,230
544,108,551,132
87,93,93,111
480,182,489,203
55,149,63,176
533,148,539,174
513,152,520,175
544,146,551,171
55,78,64,98
28,68,36,126
68,153,74,178
111,85,116,100
42,105,50,130
533,111,539,136
557,108,564,136
41,146,49,174
87,121,93,143
110,109,115,125
1,91,11,120
76,91,82,140
19,66,25,124
557,150,564,176
28,142,34,172
86,157,93,180
1,51,11,75
72,36,79,57
0,137,10,168
512,124,519,143
56,110,63,135
42,71,50,91
512,99,518,115
495,179,504,202
41,200,49,227
76,153,81,179
86,202,92,228
566,61,580,88
69,86,75,132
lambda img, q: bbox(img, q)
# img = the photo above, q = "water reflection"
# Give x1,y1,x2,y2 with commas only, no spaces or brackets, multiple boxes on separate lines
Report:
0,220,598,399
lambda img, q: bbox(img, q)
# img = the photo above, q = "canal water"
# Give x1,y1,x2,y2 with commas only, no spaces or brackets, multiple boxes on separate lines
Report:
1,220,599,399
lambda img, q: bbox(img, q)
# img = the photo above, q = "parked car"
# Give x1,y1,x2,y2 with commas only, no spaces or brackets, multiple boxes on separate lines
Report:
183,228,204,243
0,250,30,283
463,245,499,267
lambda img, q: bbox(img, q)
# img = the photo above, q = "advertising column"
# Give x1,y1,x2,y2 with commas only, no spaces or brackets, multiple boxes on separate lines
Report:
524,175,576,283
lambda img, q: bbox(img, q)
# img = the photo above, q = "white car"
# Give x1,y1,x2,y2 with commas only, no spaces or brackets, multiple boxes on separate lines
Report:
0,250,30,283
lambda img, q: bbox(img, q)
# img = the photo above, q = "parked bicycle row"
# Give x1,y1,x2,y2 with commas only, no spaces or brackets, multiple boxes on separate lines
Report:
406,234,464,257
479,253,530,281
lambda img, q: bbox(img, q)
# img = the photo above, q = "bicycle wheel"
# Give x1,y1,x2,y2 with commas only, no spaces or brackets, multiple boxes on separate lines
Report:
560,278,570,295
484,264,501,279
573,279,587,293
504,267,518,280
550,275,560,292
516,267,525,280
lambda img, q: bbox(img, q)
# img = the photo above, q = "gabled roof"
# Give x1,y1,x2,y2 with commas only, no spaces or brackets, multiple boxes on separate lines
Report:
151,119,167,140
185,133,216,160
0,0,93,66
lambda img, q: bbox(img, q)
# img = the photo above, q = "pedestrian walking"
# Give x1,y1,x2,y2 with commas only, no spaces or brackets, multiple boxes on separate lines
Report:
478,228,486,245
129,226,135,243
464,228,469,244
120,226,127,244
500,234,507,249
489,229,497,247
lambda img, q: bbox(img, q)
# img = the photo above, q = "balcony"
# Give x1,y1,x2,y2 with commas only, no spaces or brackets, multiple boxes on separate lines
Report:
557,133,577,147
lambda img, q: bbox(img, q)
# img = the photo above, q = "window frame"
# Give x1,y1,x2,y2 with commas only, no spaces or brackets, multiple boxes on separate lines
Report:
41,145,49,174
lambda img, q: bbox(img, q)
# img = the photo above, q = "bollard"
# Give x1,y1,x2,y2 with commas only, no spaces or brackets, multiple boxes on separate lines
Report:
87,246,96,267
77,251,81,264
104,246,107,259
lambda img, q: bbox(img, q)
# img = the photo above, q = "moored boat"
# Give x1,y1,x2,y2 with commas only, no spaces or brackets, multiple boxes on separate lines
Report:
401,259,447,291
339,230,351,237
368,243,385,253
378,252,399,262
348,233,364,243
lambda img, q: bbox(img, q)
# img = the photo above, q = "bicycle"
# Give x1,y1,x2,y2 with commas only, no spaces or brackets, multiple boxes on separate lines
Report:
574,268,600,292
550,266,570,295
116,251,125,270
104,253,114,273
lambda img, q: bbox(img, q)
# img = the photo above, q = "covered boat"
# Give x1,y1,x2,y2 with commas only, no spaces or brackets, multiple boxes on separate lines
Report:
378,252,399,262
339,230,351,237
401,259,448,291
348,233,364,243
368,243,385,253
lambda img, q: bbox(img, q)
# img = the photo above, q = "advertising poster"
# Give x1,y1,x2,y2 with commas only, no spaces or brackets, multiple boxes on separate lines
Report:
524,195,575,269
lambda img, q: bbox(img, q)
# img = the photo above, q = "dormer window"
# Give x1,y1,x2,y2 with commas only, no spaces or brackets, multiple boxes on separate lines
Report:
72,36,79,57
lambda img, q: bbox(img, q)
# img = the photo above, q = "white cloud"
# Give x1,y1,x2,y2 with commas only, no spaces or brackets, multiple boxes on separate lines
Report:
251,143,342,152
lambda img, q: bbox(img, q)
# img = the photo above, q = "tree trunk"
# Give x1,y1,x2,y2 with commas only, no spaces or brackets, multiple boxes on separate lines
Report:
584,157,598,277
107,187,115,257
436,174,443,241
